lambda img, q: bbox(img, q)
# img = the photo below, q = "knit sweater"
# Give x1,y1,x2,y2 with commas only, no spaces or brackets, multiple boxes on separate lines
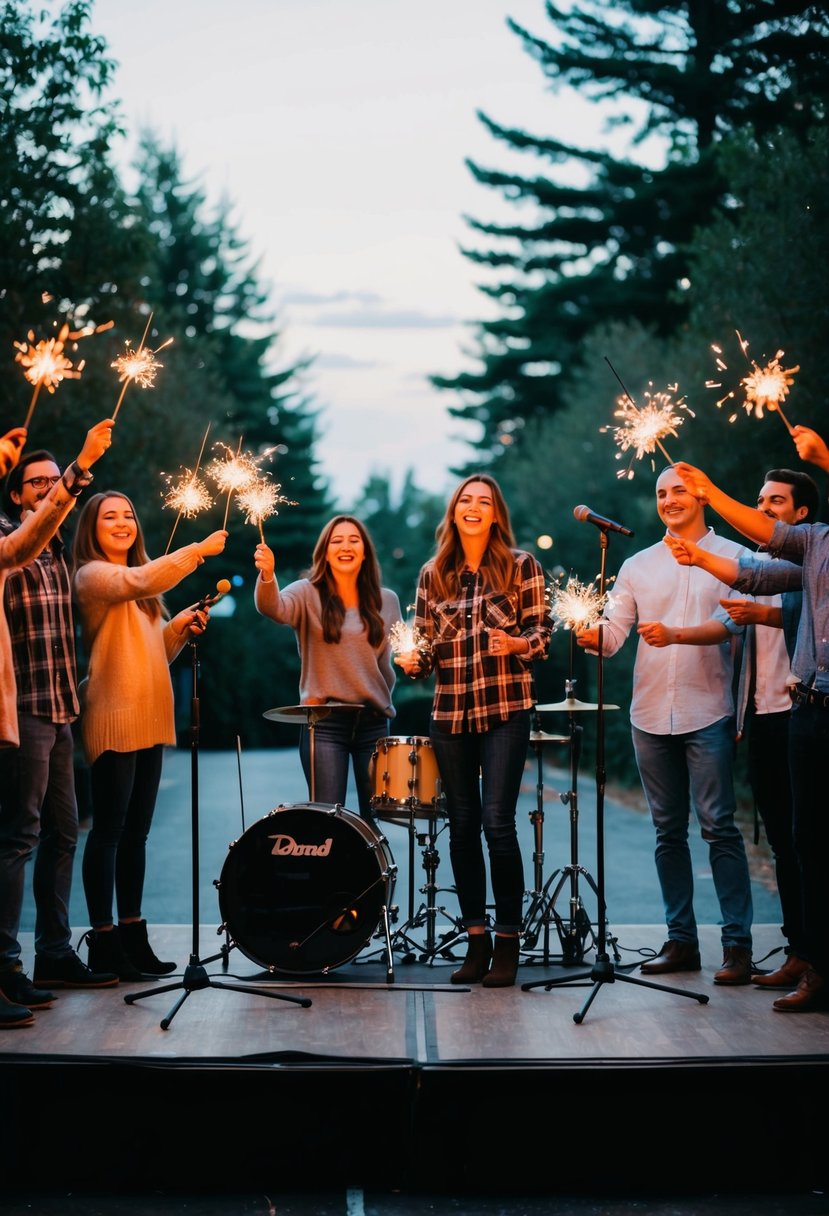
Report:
73,545,205,764
254,575,401,717
0,481,79,748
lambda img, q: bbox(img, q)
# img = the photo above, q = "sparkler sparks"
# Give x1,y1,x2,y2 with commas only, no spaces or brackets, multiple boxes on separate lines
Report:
388,620,430,657
601,384,693,480
547,573,610,631
110,313,173,421
706,331,798,433
15,319,113,429
236,476,298,543
162,470,214,519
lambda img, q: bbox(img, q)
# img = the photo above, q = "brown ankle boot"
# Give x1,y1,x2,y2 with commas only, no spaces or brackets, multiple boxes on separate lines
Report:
451,933,493,984
482,934,520,988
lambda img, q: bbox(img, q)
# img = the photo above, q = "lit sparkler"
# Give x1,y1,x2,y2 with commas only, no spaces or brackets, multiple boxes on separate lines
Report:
388,619,430,658
547,572,610,631
236,476,298,543
206,439,261,529
110,312,173,421
706,331,798,433
601,383,692,480
15,318,114,430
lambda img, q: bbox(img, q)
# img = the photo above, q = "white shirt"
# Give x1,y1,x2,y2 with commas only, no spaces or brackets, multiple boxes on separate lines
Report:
599,528,748,735
751,551,795,715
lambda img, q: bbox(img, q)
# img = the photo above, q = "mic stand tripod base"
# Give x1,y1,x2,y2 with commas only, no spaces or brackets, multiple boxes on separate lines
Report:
521,952,709,1024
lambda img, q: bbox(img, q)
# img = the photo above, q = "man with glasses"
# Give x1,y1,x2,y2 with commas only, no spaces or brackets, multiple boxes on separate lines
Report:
0,448,117,1015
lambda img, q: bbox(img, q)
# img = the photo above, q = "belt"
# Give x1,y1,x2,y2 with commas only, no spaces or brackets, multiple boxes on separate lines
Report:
789,683,829,710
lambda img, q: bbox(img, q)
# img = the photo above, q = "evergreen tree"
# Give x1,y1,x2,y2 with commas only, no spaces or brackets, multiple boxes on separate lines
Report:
432,1,829,471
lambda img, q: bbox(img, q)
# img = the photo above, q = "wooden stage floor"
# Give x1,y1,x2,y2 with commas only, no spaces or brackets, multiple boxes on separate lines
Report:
3,921,828,1198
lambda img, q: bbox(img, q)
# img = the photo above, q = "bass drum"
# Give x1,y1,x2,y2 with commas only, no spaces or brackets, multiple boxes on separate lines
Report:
217,801,396,976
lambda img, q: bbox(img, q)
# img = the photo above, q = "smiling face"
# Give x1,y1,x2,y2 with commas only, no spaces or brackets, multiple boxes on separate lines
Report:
94,495,138,563
11,458,61,516
656,467,706,538
326,521,365,577
757,479,808,526
453,480,495,542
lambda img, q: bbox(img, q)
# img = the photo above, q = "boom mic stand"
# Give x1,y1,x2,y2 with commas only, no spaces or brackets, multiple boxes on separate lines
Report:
522,523,709,1022
125,632,312,1029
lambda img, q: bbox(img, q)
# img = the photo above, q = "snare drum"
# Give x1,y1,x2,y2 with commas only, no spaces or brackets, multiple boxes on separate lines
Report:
370,735,443,823
216,801,396,975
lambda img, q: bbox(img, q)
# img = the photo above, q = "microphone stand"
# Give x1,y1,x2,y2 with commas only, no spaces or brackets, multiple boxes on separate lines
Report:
125,632,312,1029
521,524,709,1022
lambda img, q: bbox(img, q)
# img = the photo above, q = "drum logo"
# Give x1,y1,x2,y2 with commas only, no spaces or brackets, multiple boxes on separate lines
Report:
268,833,333,857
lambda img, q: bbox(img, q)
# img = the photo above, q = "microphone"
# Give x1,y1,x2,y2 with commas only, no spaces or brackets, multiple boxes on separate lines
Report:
573,505,634,537
194,578,232,612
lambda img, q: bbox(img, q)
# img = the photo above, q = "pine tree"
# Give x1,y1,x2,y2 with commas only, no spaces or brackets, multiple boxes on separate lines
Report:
432,1,829,469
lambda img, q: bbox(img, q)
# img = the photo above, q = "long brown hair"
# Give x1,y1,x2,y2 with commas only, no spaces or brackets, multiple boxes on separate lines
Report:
71,491,166,622
430,474,518,601
306,515,385,646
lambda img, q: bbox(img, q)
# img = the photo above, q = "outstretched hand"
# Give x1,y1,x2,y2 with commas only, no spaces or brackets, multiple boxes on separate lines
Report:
254,541,275,582
672,461,711,503
77,418,115,470
198,530,228,559
663,533,698,566
792,425,829,472
0,426,27,477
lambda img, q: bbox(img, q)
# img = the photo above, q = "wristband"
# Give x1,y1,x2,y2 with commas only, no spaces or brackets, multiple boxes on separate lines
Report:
62,461,94,498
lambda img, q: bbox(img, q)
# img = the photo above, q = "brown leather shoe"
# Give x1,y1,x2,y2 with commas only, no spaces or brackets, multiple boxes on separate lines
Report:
640,940,701,974
773,967,829,1012
751,953,809,989
714,945,752,985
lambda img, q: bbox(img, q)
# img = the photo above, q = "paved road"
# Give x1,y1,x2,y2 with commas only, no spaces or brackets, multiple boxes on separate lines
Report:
21,738,782,955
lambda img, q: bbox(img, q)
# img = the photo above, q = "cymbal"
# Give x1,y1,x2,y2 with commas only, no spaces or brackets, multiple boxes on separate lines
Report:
263,702,364,724
528,731,570,745
535,697,620,713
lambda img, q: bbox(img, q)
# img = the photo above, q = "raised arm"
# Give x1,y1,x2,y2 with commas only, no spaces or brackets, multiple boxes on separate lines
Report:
792,425,829,474
672,462,774,546
662,533,740,585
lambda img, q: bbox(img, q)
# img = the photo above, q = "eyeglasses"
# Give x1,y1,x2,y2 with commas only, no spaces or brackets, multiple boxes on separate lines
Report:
22,475,61,491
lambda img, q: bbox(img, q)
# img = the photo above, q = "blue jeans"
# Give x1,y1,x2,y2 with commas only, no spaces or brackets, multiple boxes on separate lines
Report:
632,718,752,949
0,714,78,966
430,711,529,934
788,701,829,977
82,746,164,928
299,708,389,819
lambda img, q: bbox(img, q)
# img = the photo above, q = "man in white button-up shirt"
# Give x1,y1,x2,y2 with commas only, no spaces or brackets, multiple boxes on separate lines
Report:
577,466,754,984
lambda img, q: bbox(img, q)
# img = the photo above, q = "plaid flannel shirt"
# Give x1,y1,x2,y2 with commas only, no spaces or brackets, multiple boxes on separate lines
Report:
414,548,551,733
0,514,79,723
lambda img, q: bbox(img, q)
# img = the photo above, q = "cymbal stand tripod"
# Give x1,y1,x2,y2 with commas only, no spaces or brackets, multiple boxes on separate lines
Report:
125,636,312,1028
389,795,466,965
522,523,710,1022
521,700,603,966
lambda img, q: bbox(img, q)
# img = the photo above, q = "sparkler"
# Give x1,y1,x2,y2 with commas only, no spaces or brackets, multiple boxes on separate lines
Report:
602,359,692,479
706,331,798,433
388,619,430,658
206,439,260,529
235,475,298,543
161,423,214,554
15,319,114,430
547,572,609,631
110,312,173,422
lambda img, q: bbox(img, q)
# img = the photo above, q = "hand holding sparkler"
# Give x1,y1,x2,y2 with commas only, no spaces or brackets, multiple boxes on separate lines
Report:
389,619,430,667
254,542,277,585
0,427,28,478
671,461,712,504
792,425,829,473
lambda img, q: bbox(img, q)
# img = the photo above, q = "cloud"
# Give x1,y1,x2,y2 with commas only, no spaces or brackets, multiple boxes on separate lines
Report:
317,308,458,329
281,288,383,307
314,352,381,370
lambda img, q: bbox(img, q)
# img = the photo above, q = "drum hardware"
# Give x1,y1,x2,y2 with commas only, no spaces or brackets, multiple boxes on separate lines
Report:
263,703,364,801
386,808,466,966
522,521,709,1020
125,634,312,1028
216,801,398,983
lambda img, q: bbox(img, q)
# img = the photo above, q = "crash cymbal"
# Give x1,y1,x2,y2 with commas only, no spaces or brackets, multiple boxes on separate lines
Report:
263,702,364,724
535,696,620,713
528,730,570,745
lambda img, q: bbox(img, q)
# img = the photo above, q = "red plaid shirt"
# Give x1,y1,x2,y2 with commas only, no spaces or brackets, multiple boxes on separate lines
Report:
413,549,551,733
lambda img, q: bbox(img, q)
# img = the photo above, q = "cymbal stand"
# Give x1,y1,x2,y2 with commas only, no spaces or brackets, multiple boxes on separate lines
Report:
522,525,709,1021
521,700,602,967
125,636,312,1028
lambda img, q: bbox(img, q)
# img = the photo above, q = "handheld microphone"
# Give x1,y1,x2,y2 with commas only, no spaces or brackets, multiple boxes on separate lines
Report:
194,578,232,612
573,505,634,538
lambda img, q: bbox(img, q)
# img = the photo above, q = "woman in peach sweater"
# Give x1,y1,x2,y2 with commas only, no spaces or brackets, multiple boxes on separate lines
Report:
72,490,226,981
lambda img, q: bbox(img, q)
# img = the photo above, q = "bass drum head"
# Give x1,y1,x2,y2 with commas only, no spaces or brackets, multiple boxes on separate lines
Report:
217,801,395,976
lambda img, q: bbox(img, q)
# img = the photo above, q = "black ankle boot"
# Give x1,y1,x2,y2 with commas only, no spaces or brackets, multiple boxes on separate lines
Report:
451,932,493,984
118,920,177,976
482,934,520,988
83,927,142,982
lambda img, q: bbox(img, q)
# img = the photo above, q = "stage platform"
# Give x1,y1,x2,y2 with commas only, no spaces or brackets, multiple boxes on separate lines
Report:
3,921,828,1200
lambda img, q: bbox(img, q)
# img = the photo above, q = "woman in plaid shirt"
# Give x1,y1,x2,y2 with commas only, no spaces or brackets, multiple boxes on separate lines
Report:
396,476,551,987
